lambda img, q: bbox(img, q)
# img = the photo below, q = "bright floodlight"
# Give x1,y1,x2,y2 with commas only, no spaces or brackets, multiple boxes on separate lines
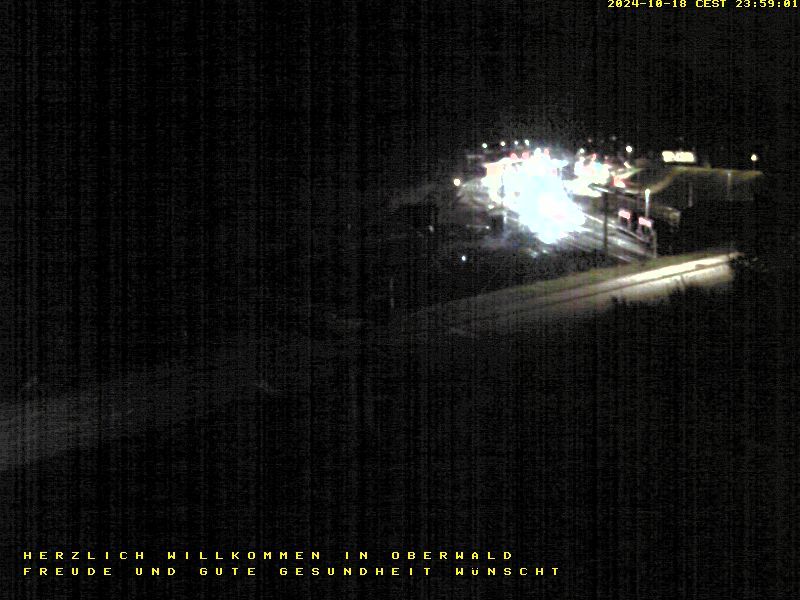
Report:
625,145,633,154
461,255,467,262
480,151,585,244
482,142,488,149
751,153,758,163
500,141,506,147
453,178,461,187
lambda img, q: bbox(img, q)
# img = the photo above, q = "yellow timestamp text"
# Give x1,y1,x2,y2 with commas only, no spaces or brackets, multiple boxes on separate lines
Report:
735,0,799,6
607,0,727,8
608,0,799,6
607,0,687,7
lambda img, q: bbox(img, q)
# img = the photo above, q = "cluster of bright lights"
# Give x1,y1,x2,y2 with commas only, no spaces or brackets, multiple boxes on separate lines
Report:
481,140,532,150
566,156,611,198
480,150,585,244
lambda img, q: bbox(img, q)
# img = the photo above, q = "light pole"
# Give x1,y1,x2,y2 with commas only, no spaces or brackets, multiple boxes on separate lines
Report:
727,171,732,203
644,188,651,219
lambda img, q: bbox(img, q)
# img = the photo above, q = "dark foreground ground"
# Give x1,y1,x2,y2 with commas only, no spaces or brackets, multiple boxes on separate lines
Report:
3,260,800,599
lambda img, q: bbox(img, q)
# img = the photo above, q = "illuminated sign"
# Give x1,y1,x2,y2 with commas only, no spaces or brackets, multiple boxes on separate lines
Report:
618,209,631,220
638,217,653,228
662,150,696,164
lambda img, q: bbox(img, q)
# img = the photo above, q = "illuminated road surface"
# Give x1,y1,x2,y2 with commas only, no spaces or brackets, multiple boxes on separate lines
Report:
402,252,738,339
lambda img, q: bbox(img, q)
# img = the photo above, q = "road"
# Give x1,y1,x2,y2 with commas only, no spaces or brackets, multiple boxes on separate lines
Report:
400,251,737,339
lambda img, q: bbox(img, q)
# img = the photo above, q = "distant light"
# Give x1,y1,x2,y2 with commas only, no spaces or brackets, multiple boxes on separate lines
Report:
482,142,488,149
751,153,758,163
500,141,506,147
461,255,467,262
453,178,461,187
662,150,695,164
625,145,633,154
578,148,585,154
513,140,519,146
610,135,617,142
524,139,530,146
587,137,593,143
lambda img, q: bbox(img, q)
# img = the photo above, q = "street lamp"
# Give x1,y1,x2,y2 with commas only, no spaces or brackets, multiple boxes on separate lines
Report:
524,139,530,146
500,140,506,147
482,142,488,149
453,178,461,187
751,153,758,165
625,145,633,155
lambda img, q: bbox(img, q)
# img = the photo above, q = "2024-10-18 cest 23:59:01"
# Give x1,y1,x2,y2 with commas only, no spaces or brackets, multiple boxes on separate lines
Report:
608,0,799,8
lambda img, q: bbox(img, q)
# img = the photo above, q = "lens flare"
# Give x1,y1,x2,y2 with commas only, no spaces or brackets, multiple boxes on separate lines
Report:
481,152,585,244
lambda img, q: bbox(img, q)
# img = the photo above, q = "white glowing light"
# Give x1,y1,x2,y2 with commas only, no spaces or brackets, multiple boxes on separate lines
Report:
750,153,758,163
461,255,467,262
453,178,461,187
500,141,506,147
625,145,633,154
524,139,530,146
482,142,488,149
663,150,696,164
479,151,585,244
565,157,612,198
